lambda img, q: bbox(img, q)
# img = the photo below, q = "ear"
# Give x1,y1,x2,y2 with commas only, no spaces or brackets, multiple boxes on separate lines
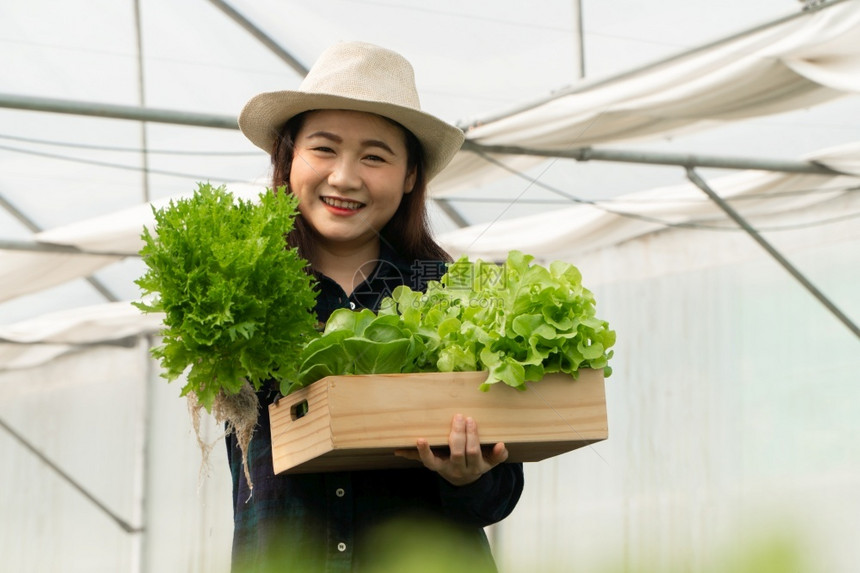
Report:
403,166,417,194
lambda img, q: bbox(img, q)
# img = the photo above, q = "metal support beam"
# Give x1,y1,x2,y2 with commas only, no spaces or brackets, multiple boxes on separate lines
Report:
207,0,309,76
0,92,237,130
433,198,470,228
133,0,152,206
686,167,859,340
0,93,845,178
462,141,845,176
573,0,585,79
0,194,122,301
0,239,133,258
0,415,143,534
0,192,39,232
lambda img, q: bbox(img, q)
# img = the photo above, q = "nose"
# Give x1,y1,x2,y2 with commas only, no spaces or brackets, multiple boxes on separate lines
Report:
327,157,362,192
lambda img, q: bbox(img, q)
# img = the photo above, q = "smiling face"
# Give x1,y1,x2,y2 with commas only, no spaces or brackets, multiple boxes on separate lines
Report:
289,109,417,258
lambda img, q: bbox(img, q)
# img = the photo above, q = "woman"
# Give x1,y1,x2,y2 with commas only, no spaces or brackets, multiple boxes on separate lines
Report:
230,41,524,572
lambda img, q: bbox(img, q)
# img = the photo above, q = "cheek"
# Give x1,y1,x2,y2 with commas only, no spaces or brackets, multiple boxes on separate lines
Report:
381,193,405,222
288,160,315,197
287,183,314,218
288,156,303,184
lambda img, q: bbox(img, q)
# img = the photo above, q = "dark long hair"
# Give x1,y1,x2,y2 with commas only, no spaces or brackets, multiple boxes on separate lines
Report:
270,112,452,265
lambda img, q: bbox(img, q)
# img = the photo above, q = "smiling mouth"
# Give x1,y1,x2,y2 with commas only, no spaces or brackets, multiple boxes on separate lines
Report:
321,196,365,211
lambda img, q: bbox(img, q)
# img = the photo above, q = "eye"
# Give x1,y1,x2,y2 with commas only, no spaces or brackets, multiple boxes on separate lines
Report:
312,146,335,154
363,153,391,163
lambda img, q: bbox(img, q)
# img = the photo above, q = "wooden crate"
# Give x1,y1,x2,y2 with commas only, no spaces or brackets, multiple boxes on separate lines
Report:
269,369,607,475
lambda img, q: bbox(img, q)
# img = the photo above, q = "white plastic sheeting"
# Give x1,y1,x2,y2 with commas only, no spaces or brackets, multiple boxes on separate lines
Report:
493,229,860,572
0,301,163,370
1,140,858,368
3,1,860,572
3,2,860,308
433,0,860,194
439,142,860,261
0,340,233,572
0,183,264,305
3,199,856,573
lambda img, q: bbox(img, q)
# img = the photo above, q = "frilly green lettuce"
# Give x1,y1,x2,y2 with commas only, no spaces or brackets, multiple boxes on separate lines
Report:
294,250,614,392
134,183,318,409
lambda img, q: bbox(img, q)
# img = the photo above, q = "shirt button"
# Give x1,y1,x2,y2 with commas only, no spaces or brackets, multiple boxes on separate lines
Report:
337,542,347,552
349,301,356,310
335,488,345,497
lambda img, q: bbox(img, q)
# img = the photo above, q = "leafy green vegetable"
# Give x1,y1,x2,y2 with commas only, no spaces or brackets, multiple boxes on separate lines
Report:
295,250,614,391
134,182,318,409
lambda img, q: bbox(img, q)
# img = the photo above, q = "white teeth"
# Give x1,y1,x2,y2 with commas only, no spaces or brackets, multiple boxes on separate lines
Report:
322,197,364,210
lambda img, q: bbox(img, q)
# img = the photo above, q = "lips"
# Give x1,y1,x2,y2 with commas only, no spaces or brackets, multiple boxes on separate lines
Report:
321,196,365,211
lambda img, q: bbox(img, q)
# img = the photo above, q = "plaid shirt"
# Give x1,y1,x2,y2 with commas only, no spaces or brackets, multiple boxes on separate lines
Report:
226,244,524,572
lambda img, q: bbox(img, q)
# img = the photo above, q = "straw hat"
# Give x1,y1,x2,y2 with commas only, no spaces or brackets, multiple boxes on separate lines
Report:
238,41,465,182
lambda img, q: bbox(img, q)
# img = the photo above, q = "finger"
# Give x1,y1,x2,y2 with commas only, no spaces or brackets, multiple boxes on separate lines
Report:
486,442,509,466
448,414,467,464
464,417,483,467
415,438,440,470
393,448,420,461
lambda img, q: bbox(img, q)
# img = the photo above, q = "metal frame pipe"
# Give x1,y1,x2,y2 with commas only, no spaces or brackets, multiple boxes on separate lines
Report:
0,92,237,130
686,167,859,340
462,141,845,175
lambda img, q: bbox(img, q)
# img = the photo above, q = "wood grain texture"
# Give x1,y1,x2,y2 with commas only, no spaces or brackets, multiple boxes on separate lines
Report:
269,369,607,474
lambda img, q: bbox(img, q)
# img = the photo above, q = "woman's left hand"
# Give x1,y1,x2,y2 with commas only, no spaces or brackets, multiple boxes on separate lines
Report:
394,413,509,486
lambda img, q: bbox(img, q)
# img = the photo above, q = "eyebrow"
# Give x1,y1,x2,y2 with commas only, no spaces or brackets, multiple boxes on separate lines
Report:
304,130,398,156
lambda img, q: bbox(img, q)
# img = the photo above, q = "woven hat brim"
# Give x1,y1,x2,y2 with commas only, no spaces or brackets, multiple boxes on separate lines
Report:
238,91,465,182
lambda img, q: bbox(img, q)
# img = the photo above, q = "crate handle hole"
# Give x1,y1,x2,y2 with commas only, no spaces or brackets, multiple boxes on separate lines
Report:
290,400,309,421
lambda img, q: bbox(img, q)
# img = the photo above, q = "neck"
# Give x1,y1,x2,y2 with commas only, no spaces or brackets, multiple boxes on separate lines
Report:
311,238,381,296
